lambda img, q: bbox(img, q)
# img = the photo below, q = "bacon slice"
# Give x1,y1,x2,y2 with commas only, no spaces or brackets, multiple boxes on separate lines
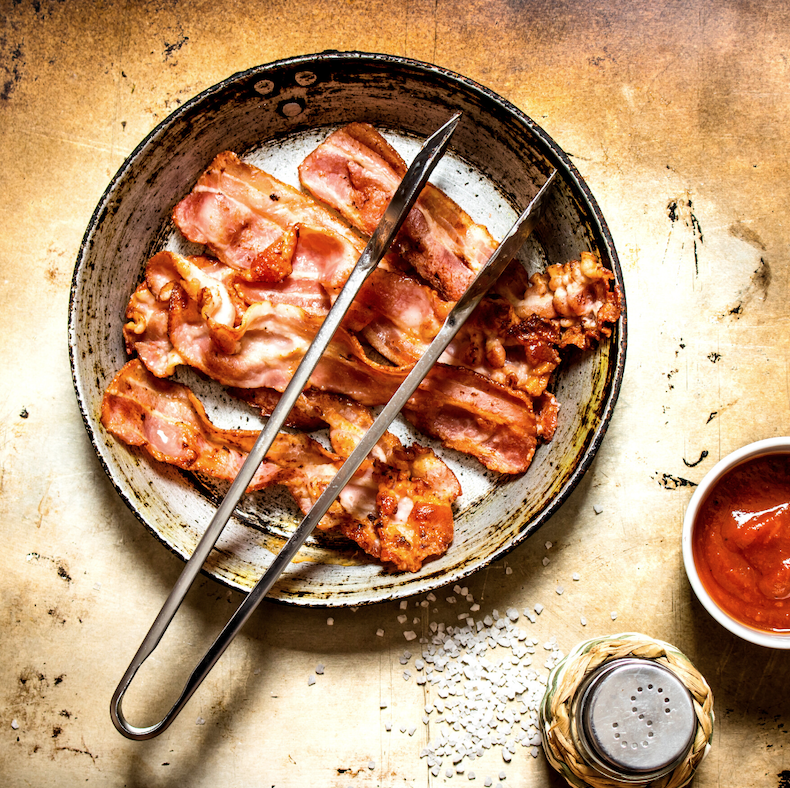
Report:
496,251,623,350
124,251,555,474
101,359,281,492
298,122,498,300
102,360,459,571
173,151,365,283
404,365,545,475
299,392,461,571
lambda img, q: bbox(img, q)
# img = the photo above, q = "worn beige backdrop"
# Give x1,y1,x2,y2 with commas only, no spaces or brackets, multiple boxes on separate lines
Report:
1,1,789,787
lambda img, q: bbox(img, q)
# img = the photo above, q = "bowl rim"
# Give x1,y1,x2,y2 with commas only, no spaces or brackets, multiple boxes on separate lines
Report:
682,437,790,649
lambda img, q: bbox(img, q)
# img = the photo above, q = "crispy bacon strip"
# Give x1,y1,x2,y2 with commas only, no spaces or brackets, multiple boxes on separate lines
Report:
299,392,461,571
404,365,550,475
298,122,498,300
172,151,453,358
102,360,459,571
496,251,623,350
124,252,551,474
173,151,364,284
101,359,281,492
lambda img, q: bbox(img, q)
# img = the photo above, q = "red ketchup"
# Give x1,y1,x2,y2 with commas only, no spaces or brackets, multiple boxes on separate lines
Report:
692,453,790,633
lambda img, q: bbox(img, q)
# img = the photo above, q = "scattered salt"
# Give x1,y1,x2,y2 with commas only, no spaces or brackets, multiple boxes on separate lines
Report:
555,585,564,595
368,760,376,770
307,675,316,686
327,617,334,625
196,716,206,725
542,557,550,566
10,719,19,730
505,566,513,575
315,663,325,675
572,573,580,581
611,611,618,620
404,630,417,641
376,628,385,637
593,504,603,514
545,541,552,550
534,603,544,615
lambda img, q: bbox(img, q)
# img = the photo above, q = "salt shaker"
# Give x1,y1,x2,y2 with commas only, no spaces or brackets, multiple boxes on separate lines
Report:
540,633,714,788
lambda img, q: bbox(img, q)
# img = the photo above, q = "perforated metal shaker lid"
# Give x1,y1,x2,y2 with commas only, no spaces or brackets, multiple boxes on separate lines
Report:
572,658,697,782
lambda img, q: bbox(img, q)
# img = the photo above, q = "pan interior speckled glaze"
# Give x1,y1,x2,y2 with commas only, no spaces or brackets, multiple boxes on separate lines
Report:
68,52,626,606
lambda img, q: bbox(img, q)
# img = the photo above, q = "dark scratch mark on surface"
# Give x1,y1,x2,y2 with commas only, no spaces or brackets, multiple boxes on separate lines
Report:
55,746,97,763
707,352,721,363
706,411,718,423
163,33,189,61
656,473,698,489
0,35,24,102
683,450,709,468
667,196,703,275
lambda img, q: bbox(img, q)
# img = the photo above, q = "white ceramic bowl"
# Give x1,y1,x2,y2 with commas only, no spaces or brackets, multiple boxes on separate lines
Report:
682,437,790,649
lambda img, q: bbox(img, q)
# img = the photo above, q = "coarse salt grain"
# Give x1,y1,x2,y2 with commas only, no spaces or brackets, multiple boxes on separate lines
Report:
327,616,334,625
404,630,417,641
611,611,618,620
377,628,385,637
316,663,325,674
385,596,562,782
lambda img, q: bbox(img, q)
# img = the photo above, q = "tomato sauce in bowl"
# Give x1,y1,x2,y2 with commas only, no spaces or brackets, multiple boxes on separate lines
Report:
691,453,790,633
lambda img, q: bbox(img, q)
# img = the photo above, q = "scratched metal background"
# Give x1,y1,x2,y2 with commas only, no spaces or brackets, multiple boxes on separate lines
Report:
2,2,789,787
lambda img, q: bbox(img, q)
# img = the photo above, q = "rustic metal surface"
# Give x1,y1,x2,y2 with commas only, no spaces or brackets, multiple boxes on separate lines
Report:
1,2,789,787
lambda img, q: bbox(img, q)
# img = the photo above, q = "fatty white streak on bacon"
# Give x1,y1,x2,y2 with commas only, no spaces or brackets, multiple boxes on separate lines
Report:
298,122,499,301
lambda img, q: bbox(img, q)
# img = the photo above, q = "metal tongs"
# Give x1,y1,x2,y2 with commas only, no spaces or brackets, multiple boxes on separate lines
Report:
111,112,557,739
